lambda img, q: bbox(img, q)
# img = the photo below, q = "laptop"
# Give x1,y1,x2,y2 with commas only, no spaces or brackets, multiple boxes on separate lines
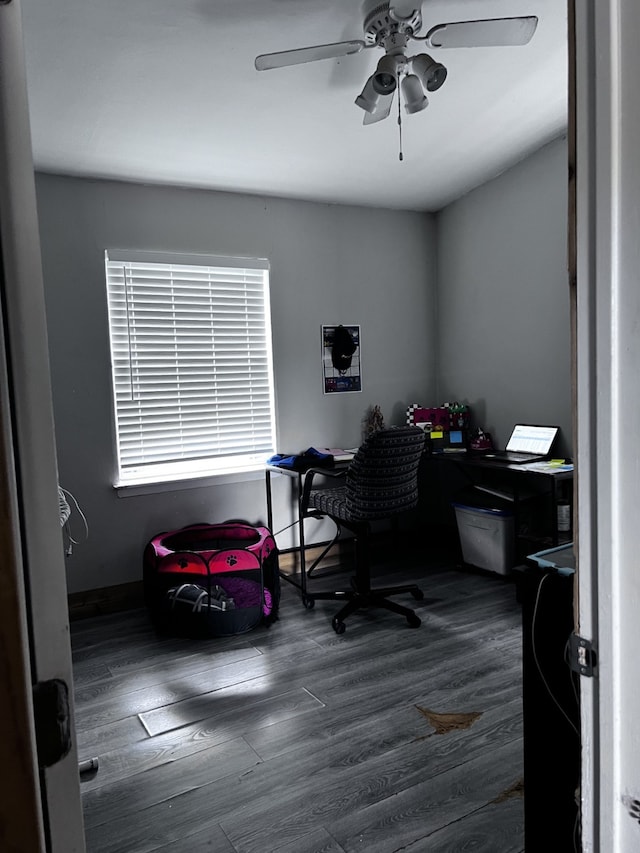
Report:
481,424,559,464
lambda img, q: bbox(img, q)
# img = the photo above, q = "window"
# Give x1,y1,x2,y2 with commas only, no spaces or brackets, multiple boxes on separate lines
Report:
105,250,276,486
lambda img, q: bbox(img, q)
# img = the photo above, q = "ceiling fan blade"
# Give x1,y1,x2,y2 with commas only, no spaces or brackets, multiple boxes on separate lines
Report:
425,16,538,49
363,93,394,125
255,40,365,71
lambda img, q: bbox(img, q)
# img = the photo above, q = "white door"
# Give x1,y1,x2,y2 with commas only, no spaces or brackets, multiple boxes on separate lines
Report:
0,2,86,850
575,0,640,850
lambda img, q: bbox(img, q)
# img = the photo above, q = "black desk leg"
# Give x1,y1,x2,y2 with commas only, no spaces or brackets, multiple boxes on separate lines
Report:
551,479,559,546
296,474,308,597
265,470,273,533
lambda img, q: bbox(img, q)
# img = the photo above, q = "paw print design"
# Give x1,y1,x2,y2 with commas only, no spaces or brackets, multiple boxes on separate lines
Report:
226,554,238,567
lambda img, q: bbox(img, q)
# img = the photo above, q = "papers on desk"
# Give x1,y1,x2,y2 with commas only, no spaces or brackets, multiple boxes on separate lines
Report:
519,461,574,473
324,448,358,462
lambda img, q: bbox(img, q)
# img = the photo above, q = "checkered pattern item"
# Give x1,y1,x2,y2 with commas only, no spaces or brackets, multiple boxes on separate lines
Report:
406,403,444,428
307,426,425,523
406,403,469,431
308,487,352,522
406,403,421,425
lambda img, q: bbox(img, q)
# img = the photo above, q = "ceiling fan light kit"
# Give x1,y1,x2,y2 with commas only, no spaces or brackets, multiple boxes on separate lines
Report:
372,54,401,95
355,76,382,114
401,74,428,114
411,53,447,92
255,2,539,129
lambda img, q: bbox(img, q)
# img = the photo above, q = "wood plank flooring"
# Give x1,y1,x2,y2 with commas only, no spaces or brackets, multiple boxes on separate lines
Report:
72,538,525,853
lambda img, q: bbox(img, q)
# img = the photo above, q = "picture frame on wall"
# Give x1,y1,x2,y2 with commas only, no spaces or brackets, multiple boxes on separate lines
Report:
322,324,362,394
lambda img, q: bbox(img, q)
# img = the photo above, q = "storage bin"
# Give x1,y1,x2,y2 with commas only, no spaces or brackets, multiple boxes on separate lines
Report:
452,501,515,575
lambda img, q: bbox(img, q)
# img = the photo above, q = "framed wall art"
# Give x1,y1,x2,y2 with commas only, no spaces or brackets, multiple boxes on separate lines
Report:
321,324,361,394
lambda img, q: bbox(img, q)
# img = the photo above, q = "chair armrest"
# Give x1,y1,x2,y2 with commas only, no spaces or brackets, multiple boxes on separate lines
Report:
301,466,347,514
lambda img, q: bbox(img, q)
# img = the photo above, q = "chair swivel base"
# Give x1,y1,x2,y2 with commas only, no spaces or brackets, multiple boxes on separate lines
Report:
303,583,423,634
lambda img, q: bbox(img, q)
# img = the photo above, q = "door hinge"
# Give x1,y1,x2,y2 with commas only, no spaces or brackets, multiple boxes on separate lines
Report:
569,633,597,677
33,678,72,767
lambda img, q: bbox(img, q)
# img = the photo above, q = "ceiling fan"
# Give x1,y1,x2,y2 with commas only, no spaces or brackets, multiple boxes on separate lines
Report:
255,1,538,126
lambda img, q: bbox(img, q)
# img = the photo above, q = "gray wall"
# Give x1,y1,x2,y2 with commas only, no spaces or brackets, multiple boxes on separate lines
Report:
436,136,572,457
37,136,572,596
35,175,437,593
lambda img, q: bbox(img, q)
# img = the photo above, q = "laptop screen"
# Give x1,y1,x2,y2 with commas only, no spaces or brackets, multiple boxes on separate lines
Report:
506,424,558,455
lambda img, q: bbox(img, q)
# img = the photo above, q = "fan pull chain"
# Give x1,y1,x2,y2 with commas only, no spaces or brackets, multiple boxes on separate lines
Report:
397,74,404,161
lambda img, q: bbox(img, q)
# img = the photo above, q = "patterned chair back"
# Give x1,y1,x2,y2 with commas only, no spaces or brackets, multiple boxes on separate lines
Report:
345,426,425,521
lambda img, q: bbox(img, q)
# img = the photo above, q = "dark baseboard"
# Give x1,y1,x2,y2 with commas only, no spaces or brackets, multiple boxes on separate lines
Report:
66,543,348,622
68,581,145,622
66,528,450,622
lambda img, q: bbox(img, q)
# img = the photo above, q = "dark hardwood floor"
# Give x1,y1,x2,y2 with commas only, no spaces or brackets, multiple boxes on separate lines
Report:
72,535,525,853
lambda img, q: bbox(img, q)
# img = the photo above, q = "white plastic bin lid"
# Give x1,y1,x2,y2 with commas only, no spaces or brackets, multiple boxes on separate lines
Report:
452,502,513,518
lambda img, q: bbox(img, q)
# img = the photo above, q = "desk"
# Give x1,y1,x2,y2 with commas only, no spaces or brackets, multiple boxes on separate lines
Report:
432,453,574,558
265,464,306,594
265,462,349,600
268,453,574,588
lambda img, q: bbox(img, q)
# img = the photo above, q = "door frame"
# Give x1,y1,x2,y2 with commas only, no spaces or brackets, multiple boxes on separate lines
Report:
4,0,640,849
0,1,86,850
575,0,640,850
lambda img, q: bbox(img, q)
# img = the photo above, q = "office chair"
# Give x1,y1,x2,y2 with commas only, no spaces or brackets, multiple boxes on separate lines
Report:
300,425,426,634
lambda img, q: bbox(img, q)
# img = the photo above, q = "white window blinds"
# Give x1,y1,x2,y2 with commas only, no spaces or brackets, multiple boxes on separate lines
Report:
105,251,276,484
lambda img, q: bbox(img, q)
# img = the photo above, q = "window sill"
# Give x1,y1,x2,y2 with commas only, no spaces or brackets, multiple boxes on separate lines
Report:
114,465,265,497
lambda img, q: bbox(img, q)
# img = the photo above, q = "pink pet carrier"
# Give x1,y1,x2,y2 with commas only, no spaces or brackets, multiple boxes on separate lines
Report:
143,522,280,637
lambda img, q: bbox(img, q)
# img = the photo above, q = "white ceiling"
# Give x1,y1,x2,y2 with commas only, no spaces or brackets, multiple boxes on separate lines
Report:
19,0,568,212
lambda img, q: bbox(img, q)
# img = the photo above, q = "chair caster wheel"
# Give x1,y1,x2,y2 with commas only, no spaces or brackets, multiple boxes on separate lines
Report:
407,613,421,628
302,595,315,610
332,617,346,634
